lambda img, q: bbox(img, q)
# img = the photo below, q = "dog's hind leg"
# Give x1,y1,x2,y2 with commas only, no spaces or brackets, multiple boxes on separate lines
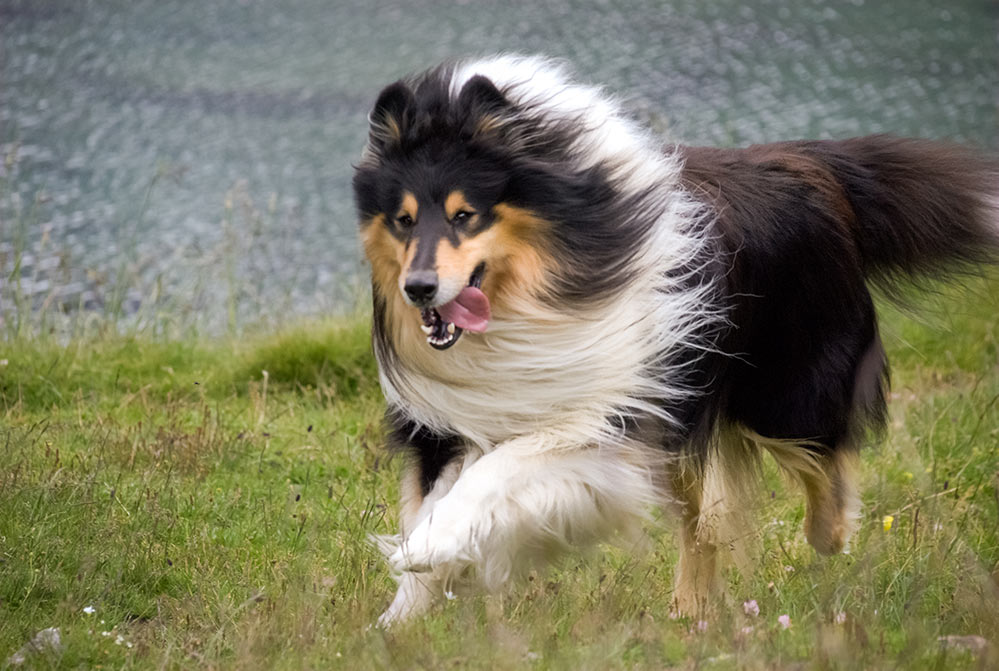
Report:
761,335,883,556
667,429,759,616
762,441,861,556
666,453,717,617
803,448,861,555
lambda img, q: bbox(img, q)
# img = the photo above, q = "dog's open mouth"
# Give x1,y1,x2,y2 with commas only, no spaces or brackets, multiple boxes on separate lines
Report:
419,263,489,350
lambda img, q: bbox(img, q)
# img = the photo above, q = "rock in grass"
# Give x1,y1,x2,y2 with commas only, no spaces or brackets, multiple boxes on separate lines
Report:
6,627,63,666
938,634,995,660
939,635,988,651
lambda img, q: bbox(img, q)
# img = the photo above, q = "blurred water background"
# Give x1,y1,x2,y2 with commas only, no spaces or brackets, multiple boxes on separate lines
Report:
1,0,997,335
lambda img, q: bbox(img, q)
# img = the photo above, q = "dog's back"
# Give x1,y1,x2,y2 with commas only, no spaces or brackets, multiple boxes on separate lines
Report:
679,136,998,450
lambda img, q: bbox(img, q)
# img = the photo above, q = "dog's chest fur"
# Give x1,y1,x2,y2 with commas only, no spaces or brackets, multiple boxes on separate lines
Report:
377,291,679,450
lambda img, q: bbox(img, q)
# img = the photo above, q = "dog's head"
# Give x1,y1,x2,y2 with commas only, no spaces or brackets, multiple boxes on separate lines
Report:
353,73,551,351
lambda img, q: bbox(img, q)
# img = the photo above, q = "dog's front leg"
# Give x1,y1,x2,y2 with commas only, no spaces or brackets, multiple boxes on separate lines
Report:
389,433,659,594
377,455,468,627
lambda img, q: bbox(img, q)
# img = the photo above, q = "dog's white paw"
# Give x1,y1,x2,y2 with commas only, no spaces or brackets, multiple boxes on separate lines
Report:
388,508,475,573
389,524,461,573
370,533,402,559
376,571,443,627
376,600,408,628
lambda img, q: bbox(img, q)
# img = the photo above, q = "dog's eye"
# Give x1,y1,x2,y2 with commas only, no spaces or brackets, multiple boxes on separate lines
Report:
396,214,415,229
451,210,475,225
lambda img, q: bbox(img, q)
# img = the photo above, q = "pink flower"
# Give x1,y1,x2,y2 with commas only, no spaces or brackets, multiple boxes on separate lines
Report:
696,620,709,633
834,611,847,625
743,599,759,617
777,614,792,629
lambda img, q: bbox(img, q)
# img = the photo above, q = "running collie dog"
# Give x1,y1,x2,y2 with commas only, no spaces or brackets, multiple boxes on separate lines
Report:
352,55,998,624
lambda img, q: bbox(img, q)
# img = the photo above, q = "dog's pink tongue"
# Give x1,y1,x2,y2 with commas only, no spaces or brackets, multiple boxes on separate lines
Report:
437,286,490,333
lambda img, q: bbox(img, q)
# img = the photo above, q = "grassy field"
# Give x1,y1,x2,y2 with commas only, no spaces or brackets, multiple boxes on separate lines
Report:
1,274,998,670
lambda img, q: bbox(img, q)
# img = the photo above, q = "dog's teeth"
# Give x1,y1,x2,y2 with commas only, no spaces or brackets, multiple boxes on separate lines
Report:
446,323,456,334
420,324,433,334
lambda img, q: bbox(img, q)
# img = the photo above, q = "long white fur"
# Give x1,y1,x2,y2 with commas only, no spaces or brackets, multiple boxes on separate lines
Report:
374,55,723,622
380,435,665,620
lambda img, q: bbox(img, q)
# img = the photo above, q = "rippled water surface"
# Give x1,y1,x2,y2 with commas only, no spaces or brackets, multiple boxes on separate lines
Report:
2,0,996,331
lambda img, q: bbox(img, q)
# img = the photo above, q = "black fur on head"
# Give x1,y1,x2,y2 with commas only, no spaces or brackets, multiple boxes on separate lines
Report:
354,66,519,228
353,62,663,310
366,81,415,154
361,68,518,166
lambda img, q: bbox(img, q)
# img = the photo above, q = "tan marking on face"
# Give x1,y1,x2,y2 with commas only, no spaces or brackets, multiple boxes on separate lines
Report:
433,235,477,293
370,201,559,361
363,217,424,355
360,214,406,296
361,214,420,336
480,204,553,309
426,203,552,309
444,191,474,220
363,191,422,296
398,191,419,222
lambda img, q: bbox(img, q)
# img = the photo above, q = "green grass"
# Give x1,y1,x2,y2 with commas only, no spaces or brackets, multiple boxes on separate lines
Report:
1,276,998,670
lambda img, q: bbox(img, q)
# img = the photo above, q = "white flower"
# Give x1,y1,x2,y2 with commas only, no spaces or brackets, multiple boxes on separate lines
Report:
82,606,96,615
834,611,847,625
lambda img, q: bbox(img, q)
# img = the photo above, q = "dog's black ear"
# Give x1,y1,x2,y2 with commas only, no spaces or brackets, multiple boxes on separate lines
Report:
368,80,414,151
457,75,509,114
458,75,511,138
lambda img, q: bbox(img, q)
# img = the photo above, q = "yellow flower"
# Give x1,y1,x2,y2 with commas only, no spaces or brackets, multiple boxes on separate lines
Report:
883,515,894,532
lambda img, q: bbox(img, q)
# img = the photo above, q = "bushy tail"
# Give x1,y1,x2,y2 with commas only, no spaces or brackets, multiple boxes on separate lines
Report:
802,135,999,286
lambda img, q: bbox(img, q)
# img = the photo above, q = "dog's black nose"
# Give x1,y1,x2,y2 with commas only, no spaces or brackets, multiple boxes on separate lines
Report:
404,271,438,305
